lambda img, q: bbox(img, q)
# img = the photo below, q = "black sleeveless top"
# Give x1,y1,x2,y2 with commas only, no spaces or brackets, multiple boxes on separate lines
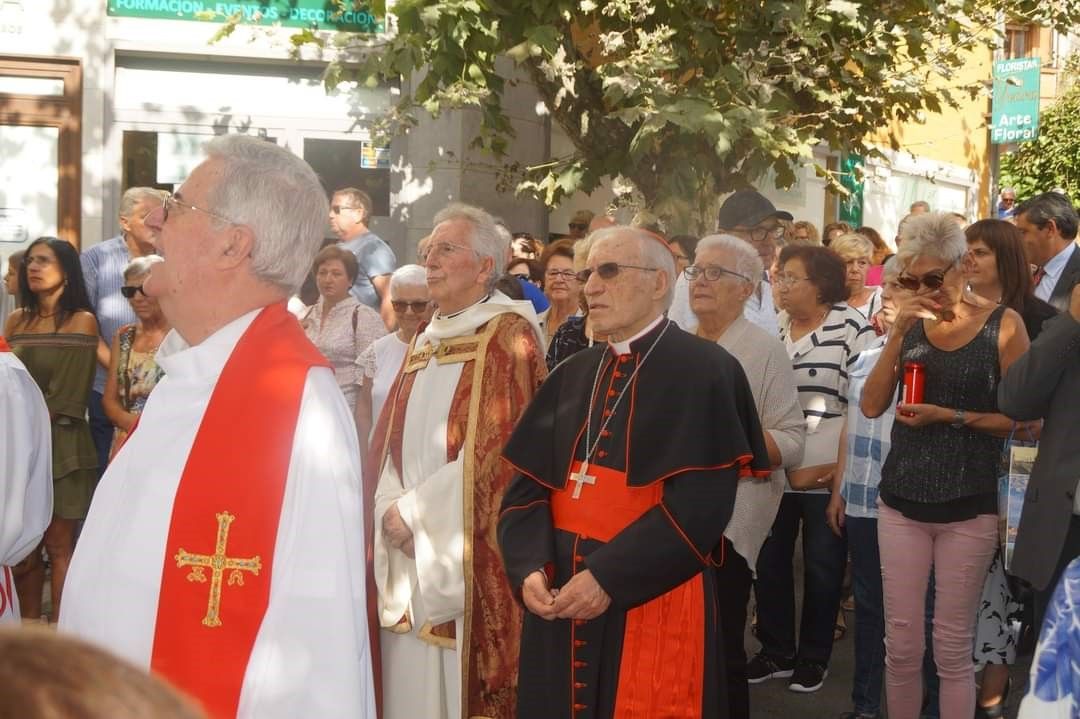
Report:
879,305,1006,523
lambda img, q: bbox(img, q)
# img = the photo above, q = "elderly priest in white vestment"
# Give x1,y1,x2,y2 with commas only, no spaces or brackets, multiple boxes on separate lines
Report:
59,135,376,719
0,335,52,624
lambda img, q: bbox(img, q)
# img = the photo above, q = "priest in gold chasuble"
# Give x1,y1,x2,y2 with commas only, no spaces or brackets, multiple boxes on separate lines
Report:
499,226,771,719
369,203,546,719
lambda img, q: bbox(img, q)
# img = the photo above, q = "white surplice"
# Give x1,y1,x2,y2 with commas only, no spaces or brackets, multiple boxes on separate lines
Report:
373,291,539,719
0,349,52,624
59,308,375,718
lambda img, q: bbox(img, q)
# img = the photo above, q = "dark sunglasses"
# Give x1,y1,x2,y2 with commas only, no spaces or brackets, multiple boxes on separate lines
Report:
575,262,657,283
569,222,589,231
330,205,361,215
120,285,148,298
896,268,948,292
391,300,430,313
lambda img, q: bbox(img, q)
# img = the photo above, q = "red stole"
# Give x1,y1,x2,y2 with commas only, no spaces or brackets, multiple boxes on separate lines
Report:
0,336,10,352
150,304,328,719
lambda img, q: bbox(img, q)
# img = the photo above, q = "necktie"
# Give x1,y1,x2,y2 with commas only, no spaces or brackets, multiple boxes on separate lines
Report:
1033,266,1047,286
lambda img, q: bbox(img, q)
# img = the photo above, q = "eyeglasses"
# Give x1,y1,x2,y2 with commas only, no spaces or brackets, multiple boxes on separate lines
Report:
569,222,589,231
896,268,949,292
774,273,812,289
419,241,480,262
330,205,361,215
1000,197,1016,204
738,225,785,244
120,285,148,299
154,193,237,225
545,269,578,281
683,265,751,283
574,262,657,283
391,300,430,313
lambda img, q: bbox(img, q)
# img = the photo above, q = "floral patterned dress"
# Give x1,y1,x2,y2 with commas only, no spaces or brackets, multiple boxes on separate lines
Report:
110,324,165,458
301,295,386,412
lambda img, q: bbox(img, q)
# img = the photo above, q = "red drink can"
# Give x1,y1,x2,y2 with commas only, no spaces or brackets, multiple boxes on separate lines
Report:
902,361,926,411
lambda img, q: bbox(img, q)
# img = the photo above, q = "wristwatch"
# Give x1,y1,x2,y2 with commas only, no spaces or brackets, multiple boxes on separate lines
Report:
951,409,966,429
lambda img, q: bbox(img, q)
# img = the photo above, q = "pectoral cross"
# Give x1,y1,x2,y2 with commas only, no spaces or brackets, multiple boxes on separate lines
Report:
174,511,262,628
570,463,597,499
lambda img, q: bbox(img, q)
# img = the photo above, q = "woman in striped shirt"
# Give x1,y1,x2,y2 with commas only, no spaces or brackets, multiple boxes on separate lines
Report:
749,244,876,695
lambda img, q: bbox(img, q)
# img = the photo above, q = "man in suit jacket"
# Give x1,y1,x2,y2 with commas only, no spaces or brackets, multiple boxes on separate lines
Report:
999,281,1080,628
1015,192,1080,313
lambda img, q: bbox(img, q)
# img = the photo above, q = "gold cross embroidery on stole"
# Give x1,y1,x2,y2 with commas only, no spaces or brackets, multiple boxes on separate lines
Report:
174,511,262,628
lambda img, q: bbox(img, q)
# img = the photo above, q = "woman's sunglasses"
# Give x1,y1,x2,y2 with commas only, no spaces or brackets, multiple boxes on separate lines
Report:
391,300,430,313
120,285,148,299
896,269,947,292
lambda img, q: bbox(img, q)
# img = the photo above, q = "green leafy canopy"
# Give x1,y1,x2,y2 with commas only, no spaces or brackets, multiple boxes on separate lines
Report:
224,0,1080,228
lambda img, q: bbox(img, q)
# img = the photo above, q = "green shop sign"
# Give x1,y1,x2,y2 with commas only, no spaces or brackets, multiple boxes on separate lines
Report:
991,57,1040,145
107,1,383,34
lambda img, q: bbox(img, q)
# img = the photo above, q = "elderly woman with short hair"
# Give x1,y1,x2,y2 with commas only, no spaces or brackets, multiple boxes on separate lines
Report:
355,264,433,455
102,256,169,460
750,244,876,694
539,239,581,348
300,245,385,412
689,233,806,717
830,232,879,317
861,213,1031,719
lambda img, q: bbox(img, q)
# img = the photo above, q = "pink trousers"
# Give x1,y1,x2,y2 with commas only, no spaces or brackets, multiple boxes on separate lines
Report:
877,501,998,719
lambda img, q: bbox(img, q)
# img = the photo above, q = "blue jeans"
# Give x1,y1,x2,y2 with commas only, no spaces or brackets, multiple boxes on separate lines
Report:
87,389,113,473
755,492,848,665
847,516,885,716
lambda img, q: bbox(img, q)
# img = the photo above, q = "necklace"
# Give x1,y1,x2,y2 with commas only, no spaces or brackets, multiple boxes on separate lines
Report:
570,320,670,499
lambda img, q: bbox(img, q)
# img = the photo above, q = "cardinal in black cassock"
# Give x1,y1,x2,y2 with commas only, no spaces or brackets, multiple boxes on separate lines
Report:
498,226,771,719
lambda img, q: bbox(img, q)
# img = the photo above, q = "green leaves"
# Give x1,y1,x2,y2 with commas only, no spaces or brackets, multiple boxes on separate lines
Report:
216,0,1080,222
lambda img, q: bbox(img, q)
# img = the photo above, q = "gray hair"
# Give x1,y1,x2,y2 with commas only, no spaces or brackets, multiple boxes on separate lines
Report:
389,264,428,298
122,255,164,282
896,212,968,269
588,226,676,309
1000,187,1016,197
119,187,165,219
1015,191,1079,240
432,203,506,287
203,135,329,294
694,234,764,289
881,255,900,282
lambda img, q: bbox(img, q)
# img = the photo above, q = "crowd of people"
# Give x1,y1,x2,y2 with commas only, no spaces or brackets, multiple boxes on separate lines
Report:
3,134,1080,719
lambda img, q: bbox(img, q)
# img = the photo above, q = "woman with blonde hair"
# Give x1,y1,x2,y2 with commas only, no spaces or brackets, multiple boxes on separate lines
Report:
830,232,879,318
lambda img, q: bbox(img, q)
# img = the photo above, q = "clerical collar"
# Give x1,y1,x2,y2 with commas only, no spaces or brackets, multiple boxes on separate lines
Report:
608,314,666,356
436,293,491,321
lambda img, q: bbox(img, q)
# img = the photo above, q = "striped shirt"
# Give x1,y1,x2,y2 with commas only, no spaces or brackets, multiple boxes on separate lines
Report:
779,304,876,494
840,338,896,518
780,304,876,423
80,236,136,393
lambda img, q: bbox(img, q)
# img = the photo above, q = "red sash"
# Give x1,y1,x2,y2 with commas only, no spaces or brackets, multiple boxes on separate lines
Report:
0,336,10,352
150,304,327,719
553,461,706,718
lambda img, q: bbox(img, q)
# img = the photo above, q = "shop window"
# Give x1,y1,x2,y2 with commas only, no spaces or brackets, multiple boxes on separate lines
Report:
303,138,390,216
